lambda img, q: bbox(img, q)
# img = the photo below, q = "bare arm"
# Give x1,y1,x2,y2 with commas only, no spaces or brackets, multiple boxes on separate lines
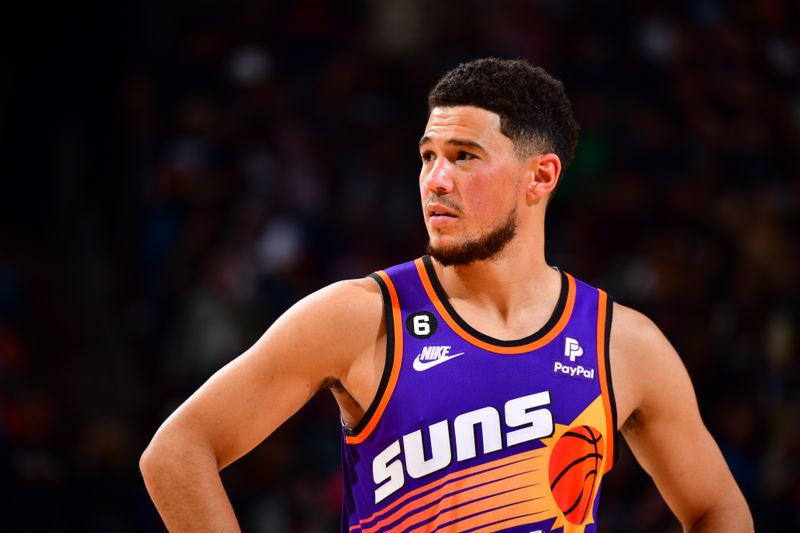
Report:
611,304,753,532
139,278,384,531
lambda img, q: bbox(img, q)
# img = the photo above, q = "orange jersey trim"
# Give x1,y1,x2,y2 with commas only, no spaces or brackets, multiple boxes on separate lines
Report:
414,258,575,354
595,289,615,472
345,271,403,445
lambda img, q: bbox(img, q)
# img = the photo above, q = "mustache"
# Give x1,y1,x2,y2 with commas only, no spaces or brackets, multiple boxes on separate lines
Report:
426,195,463,214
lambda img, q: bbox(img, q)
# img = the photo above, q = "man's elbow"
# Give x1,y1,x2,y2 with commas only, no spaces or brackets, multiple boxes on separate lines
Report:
139,433,170,486
140,424,220,482
687,496,754,532
139,426,190,485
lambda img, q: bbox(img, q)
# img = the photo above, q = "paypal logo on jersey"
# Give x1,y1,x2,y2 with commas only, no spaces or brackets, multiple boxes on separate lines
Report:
554,337,595,380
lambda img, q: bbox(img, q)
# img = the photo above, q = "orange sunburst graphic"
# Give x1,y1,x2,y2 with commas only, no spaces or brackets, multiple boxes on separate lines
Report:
539,396,609,533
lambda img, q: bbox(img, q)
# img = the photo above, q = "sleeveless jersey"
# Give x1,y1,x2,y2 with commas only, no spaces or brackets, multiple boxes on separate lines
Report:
341,256,617,533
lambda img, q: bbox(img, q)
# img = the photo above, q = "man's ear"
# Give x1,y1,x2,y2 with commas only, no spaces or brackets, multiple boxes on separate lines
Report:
525,153,562,204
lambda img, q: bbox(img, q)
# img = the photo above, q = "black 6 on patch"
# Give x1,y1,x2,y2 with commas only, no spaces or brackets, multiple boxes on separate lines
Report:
406,311,437,339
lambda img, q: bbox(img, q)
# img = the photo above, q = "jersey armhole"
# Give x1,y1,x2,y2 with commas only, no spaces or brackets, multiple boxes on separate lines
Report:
597,290,619,472
345,272,403,444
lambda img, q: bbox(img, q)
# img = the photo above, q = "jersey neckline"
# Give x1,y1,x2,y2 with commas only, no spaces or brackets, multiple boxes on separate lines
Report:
417,255,574,352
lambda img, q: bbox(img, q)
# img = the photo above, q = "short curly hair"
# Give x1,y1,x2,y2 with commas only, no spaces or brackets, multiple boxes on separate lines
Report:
427,58,579,166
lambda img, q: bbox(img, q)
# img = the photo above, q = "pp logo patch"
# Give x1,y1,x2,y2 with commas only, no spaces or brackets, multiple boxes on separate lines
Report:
564,337,584,362
406,311,437,339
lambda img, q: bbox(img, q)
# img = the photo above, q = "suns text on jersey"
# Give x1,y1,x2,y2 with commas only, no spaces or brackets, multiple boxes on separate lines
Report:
372,391,554,503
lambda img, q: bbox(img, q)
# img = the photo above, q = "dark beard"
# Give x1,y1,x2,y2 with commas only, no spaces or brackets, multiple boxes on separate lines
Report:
426,207,518,267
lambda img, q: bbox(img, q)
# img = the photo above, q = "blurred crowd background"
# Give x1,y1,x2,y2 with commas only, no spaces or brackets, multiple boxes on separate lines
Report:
2,0,798,531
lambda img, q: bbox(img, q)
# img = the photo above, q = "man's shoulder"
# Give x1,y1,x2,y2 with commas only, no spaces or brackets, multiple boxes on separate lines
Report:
609,301,688,427
323,276,384,300
264,276,386,369
609,301,673,371
610,302,662,344
297,276,384,322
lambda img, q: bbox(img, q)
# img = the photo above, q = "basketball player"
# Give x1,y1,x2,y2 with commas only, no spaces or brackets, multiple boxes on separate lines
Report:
141,58,753,532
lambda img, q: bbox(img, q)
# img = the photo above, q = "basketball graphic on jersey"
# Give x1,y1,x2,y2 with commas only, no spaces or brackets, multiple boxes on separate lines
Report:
548,425,604,524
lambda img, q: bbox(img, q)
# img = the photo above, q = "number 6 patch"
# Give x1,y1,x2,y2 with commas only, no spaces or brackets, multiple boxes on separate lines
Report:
406,311,438,339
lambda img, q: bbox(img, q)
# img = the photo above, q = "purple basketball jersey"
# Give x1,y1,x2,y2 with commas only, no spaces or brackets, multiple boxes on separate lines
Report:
341,256,617,533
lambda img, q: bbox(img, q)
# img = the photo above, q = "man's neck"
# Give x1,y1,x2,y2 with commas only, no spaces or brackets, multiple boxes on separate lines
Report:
430,245,560,324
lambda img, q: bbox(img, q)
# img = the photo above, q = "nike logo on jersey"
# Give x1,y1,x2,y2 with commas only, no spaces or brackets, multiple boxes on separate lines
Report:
413,345,464,371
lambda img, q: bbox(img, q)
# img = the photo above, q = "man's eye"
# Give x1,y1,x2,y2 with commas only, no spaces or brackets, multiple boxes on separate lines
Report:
421,151,435,162
456,151,475,161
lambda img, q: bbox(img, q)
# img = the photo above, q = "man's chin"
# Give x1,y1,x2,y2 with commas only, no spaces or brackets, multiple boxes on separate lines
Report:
425,242,492,267
425,211,517,267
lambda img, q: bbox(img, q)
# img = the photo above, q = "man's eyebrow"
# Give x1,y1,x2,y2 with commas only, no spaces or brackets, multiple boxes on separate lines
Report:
418,136,486,151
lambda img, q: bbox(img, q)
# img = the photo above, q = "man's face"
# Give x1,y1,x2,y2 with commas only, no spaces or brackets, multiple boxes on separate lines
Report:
419,106,526,266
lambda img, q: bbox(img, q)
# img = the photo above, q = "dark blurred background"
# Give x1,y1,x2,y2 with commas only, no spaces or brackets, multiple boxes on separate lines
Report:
1,0,798,531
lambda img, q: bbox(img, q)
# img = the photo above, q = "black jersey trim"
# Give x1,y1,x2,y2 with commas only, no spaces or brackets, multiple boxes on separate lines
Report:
603,294,619,467
421,255,568,348
345,273,395,438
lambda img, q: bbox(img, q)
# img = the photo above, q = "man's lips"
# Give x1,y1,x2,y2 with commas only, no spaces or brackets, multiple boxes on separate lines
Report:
426,203,459,218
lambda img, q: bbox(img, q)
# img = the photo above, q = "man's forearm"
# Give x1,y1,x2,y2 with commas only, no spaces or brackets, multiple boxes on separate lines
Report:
140,435,240,532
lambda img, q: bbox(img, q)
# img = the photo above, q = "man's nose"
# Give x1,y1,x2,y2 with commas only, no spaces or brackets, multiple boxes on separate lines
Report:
424,158,455,195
